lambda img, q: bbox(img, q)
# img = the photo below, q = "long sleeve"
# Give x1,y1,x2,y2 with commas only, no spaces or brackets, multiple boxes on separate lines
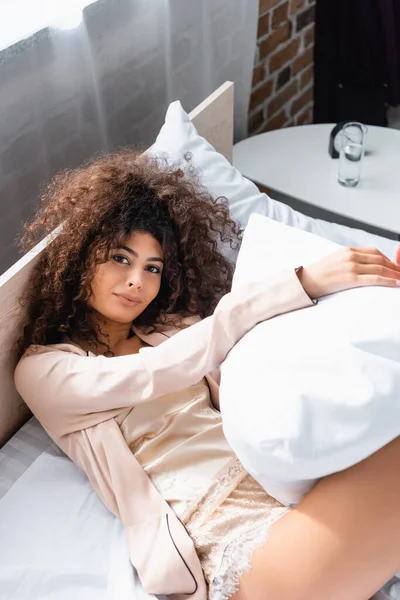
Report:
14,269,314,436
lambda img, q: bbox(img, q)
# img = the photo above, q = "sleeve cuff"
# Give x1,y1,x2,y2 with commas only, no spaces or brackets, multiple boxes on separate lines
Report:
295,266,318,305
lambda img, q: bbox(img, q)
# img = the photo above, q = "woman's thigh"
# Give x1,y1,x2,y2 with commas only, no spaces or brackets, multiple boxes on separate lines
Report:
232,436,400,600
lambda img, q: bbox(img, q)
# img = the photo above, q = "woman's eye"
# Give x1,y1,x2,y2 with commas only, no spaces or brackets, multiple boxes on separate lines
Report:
146,265,161,274
112,255,129,265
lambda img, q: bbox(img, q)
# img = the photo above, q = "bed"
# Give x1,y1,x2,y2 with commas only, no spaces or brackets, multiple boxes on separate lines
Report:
0,80,398,599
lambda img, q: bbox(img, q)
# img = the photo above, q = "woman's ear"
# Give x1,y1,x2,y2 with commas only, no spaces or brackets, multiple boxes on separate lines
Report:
396,244,400,266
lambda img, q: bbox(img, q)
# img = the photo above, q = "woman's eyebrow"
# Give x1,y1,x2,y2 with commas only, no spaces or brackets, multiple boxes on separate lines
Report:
120,245,164,263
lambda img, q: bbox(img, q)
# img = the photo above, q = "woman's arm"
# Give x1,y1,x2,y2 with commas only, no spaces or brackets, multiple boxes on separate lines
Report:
15,247,400,436
15,269,313,436
235,435,400,600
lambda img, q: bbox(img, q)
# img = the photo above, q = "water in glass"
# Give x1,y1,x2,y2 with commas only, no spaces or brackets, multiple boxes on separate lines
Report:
338,122,367,188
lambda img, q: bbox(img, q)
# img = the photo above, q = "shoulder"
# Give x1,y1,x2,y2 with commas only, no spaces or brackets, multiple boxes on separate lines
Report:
19,341,86,361
14,342,89,427
15,342,86,385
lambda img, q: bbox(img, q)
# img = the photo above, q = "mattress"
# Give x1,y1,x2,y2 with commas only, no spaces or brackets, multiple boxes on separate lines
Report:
0,418,398,599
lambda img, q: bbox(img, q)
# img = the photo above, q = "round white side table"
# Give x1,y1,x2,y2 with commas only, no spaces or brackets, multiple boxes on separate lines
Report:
233,124,400,238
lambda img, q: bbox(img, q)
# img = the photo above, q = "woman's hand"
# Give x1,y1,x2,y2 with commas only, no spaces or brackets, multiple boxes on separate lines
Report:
297,247,400,300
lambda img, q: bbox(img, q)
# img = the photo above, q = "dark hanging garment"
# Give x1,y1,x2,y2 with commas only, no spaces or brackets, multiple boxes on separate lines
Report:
314,0,400,126
381,0,400,107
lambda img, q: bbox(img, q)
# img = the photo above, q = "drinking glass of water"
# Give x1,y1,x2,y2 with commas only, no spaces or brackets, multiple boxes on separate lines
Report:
338,122,368,187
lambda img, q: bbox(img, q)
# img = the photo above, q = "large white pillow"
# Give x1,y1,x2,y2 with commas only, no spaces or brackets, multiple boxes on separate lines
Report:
219,214,400,507
150,101,398,262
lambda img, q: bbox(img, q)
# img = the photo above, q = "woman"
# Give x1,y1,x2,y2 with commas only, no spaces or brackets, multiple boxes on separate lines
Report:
14,150,400,600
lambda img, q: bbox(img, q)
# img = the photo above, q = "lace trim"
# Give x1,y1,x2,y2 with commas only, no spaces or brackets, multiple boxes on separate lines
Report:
184,458,247,527
209,506,289,600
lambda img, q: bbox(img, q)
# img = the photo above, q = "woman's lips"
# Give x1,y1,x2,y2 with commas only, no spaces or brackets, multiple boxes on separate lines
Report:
114,293,142,307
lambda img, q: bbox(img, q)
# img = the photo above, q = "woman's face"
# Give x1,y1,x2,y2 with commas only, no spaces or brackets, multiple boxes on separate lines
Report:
89,231,164,324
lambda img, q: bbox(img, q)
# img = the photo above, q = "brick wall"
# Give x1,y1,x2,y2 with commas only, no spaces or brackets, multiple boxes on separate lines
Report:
249,0,315,135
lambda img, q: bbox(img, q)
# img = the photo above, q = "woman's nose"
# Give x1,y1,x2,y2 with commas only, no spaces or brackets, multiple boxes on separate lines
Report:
128,270,143,290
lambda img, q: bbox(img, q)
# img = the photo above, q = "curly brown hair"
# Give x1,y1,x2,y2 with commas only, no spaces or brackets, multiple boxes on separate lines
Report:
17,149,242,356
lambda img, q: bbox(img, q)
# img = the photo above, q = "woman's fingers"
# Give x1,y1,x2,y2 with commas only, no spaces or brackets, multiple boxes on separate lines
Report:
396,244,400,266
345,247,384,258
351,263,400,287
355,275,400,288
347,250,400,272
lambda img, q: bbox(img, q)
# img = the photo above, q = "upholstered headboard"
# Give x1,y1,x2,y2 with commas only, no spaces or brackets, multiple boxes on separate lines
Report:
0,80,234,447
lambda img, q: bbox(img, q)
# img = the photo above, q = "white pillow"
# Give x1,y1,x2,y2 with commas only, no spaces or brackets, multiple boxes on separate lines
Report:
150,101,397,262
219,214,400,507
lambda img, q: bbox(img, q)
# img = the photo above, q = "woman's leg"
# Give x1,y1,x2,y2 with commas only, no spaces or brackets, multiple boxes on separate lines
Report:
232,436,400,600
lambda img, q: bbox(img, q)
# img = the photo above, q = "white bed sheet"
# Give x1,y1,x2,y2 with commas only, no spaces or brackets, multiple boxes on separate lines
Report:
0,441,161,600
0,418,53,500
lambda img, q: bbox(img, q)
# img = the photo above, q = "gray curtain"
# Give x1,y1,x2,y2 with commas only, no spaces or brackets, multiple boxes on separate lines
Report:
0,0,258,275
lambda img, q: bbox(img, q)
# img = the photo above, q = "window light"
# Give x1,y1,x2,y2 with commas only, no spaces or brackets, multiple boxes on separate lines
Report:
0,0,98,52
